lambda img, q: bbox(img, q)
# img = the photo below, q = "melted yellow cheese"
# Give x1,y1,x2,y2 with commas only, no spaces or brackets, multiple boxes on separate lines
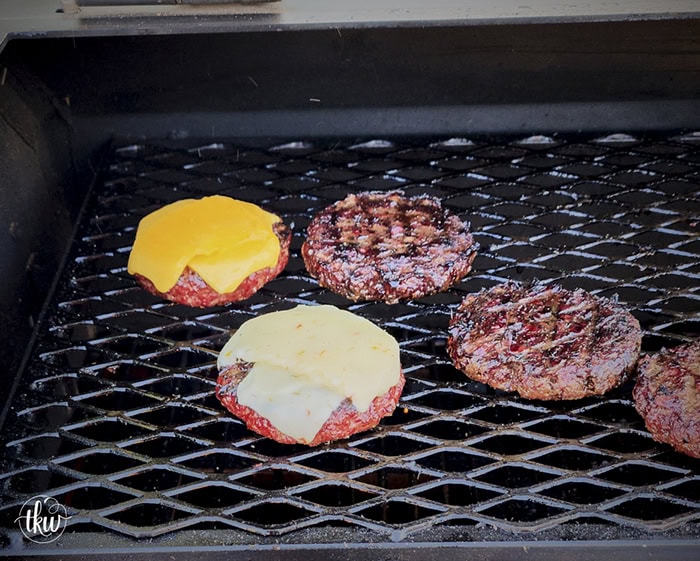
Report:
217,305,401,442
127,195,281,293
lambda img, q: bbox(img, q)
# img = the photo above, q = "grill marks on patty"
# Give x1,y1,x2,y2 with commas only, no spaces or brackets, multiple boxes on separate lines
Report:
326,194,448,253
302,191,477,303
447,282,642,401
633,340,700,458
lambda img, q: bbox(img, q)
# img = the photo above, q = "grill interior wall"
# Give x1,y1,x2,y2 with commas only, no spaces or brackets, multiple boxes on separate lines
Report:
0,133,699,552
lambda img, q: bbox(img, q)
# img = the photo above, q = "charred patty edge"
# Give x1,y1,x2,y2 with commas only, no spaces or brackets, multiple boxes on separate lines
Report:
216,361,405,446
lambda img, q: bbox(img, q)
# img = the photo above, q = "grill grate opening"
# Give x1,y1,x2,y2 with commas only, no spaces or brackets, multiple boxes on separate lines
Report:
175,451,259,474
586,431,656,453
410,419,489,440
76,389,160,412
67,419,150,442
57,452,143,475
407,389,484,410
652,452,700,472
294,451,376,473
474,465,561,488
414,482,502,506
415,450,496,473
125,435,205,458
606,498,695,522
1,133,700,549
478,498,571,524
538,481,627,505
524,418,602,439
115,467,201,492
468,404,545,424
352,435,434,457
4,469,77,495
354,467,435,489
532,448,616,471
296,483,378,507
235,468,316,491
354,498,443,526
471,434,553,455
172,483,254,508
596,463,685,486
54,485,136,511
231,501,317,527
104,502,194,527
663,480,700,501
11,435,84,460
132,403,214,429
185,419,250,442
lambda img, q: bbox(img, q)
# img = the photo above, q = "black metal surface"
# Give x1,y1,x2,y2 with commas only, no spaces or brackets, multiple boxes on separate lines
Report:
1,133,699,556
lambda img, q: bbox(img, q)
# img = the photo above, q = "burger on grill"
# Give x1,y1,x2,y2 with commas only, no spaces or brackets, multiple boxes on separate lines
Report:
447,282,642,401
633,340,700,458
216,304,405,446
127,195,290,307
302,191,477,303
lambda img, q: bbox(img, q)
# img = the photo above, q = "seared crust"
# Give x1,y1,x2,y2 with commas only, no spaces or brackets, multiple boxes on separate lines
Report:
302,191,477,304
134,222,291,307
216,362,405,446
633,340,700,458
447,282,642,401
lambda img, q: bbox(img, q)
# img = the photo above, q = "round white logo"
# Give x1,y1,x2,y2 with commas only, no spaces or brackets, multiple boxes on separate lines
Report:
15,495,70,543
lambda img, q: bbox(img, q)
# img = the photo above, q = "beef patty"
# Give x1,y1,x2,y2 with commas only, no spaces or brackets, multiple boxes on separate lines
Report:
633,340,700,458
216,363,406,446
302,191,477,303
447,282,642,400
134,222,291,307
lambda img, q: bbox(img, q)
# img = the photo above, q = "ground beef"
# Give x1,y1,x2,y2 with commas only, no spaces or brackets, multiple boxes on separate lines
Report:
216,363,405,446
633,339,700,458
302,191,477,303
134,222,291,307
447,282,642,401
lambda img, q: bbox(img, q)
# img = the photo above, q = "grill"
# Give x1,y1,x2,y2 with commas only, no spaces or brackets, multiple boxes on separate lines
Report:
1,132,699,556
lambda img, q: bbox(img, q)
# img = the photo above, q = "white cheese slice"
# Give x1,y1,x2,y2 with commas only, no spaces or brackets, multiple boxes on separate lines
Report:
217,305,401,442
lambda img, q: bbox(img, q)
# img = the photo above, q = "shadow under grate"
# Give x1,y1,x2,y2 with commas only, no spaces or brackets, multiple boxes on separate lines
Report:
1,132,700,547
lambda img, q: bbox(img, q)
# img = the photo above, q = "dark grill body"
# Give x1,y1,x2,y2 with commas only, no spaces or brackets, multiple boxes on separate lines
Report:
0,5,699,560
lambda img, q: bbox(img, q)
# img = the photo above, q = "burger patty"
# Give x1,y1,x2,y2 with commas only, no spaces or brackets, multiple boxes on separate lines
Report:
216,362,406,446
447,282,642,400
633,340,700,458
134,222,291,307
302,191,477,303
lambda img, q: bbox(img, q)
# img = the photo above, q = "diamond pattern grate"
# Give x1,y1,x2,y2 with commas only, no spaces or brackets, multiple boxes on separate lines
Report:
1,133,700,547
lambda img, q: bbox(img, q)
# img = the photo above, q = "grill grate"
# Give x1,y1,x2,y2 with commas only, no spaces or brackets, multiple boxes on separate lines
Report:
1,133,700,550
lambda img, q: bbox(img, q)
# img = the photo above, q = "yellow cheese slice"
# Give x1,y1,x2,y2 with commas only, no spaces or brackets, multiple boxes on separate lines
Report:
217,305,401,442
127,195,281,294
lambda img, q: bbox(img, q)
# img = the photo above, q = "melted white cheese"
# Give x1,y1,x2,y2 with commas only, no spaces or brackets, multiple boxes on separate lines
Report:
217,305,401,442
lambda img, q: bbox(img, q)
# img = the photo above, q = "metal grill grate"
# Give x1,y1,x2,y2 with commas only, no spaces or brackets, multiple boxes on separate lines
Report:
1,133,700,550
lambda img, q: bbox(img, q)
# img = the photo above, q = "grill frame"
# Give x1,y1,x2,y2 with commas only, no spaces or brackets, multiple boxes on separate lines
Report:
1,132,699,557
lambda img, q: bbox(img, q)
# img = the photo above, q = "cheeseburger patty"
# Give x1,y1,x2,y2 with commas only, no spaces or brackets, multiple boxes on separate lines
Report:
134,222,291,307
302,191,477,303
633,340,700,458
216,363,405,446
447,282,642,401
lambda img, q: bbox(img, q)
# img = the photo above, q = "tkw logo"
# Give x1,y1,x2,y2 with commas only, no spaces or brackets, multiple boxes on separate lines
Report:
15,495,70,543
